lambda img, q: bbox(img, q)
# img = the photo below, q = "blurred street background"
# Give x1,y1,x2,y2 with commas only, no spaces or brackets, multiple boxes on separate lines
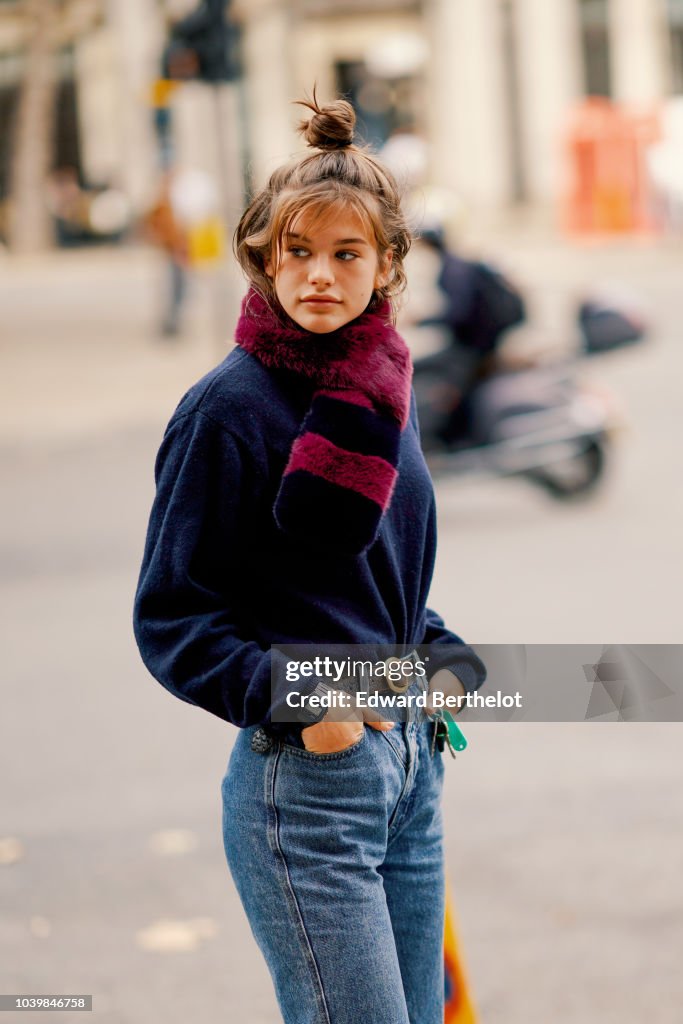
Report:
2,1,683,1022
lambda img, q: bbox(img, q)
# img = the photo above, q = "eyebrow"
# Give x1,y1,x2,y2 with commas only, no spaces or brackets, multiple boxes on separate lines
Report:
285,232,370,246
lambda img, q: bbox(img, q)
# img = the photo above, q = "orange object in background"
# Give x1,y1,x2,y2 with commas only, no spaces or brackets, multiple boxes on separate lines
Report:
188,216,226,266
149,78,180,108
562,98,661,235
444,878,479,1023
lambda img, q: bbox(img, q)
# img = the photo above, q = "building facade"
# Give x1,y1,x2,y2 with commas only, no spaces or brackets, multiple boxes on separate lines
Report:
237,0,681,214
1,0,681,228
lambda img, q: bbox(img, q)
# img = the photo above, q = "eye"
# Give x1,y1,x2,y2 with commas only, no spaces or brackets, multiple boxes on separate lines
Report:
288,246,310,257
336,250,358,262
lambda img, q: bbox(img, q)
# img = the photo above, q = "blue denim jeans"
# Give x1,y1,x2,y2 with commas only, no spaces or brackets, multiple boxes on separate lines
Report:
221,710,445,1024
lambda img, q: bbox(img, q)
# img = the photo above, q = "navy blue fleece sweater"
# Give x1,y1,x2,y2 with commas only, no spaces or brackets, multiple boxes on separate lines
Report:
133,346,485,737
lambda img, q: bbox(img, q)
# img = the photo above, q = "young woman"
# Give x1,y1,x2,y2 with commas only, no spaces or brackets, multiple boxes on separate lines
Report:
134,94,486,1024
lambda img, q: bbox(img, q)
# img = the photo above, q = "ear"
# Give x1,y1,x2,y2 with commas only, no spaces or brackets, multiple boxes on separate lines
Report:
375,248,393,289
264,255,274,279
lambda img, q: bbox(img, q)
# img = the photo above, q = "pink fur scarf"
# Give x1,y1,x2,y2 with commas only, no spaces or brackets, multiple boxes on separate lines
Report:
235,288,414,555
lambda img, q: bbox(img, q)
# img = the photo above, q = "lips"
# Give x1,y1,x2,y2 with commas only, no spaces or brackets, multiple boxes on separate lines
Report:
301,296,341,304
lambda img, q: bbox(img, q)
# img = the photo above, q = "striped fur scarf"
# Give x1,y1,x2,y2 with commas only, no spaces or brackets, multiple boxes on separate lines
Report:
235,288,413,555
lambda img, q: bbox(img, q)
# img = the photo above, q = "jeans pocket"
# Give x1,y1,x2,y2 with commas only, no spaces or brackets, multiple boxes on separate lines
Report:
281,725,367,762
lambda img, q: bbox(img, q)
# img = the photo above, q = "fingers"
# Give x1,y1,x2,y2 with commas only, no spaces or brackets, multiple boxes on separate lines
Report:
361,707,395,731
427,669,466,716
301,719,364,754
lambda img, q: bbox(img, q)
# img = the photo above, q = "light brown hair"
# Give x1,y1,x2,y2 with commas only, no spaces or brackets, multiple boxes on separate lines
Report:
234,91,411,317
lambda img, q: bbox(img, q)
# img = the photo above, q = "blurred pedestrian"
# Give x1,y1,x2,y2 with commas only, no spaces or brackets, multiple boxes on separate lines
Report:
142,171,190,338
133,92,485,1024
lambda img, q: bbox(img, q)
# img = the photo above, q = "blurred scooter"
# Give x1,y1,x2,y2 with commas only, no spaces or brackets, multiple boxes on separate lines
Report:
414,299,646,500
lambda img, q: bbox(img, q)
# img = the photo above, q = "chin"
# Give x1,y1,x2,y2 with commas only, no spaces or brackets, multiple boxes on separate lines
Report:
302,319,345,335
291,309,349,334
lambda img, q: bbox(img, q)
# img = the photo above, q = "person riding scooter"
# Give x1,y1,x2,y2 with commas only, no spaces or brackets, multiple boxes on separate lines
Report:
413,227,527,445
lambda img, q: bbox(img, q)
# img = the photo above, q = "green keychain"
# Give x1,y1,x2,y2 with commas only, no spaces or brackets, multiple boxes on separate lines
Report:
431,710,468,758
443,710,467,752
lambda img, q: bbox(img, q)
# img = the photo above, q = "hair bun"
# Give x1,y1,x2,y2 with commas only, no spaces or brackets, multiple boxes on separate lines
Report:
297,93,356,151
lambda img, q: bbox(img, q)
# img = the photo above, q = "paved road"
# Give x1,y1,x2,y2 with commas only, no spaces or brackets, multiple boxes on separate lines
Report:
2,239,682,1023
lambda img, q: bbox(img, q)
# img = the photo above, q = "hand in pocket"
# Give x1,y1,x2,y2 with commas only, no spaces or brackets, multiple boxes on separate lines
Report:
301,710,395,754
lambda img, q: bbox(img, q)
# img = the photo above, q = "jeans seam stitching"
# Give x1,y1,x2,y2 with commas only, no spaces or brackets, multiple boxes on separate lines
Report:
387,733,419,837
380,731,408,771
388,780,419,842
266,745,333,1024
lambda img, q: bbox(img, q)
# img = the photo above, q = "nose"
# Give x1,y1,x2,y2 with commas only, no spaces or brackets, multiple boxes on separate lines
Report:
307,254,334,287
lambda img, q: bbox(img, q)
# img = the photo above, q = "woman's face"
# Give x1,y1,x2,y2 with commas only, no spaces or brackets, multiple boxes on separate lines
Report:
265,207,392,334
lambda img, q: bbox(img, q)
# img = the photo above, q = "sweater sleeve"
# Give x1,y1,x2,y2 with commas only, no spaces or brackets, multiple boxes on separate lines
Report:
133,410,298,732
421,607,487,695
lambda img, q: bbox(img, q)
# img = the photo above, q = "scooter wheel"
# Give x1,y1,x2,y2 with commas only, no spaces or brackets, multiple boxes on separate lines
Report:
523,440,606,500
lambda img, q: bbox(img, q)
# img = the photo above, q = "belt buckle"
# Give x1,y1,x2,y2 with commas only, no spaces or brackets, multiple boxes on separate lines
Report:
382,649,418,695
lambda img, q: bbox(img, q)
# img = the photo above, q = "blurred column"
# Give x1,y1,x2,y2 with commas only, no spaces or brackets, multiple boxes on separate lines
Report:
236,0,295,188
75,27,120,187
514,0,583,204
609,0,668,104
104,0,162,209
172,82,245,227
426,0,510,211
